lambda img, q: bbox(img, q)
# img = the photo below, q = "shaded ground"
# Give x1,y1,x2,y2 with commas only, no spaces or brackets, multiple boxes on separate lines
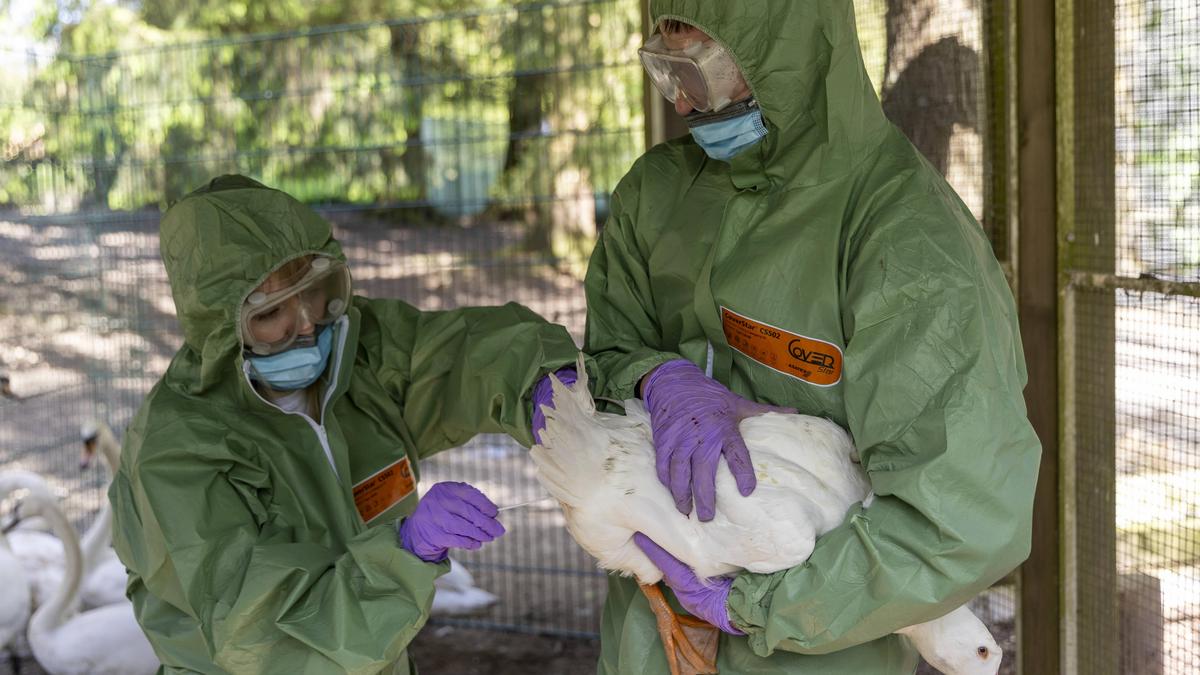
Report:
409,621,1020,675
410,628,600,675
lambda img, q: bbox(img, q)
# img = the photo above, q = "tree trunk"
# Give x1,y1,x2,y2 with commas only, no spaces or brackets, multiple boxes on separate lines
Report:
504,8,595,272
495,8,554,239
881,0,984,218
538,36,595,274
389,22,433,220
501,70,550,231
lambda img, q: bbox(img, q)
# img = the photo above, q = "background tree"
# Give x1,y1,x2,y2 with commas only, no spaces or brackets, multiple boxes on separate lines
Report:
880,0,985,219
2,0,641,230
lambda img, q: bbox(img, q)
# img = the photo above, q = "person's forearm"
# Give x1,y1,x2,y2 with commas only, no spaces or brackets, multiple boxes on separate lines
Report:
210,524,446,672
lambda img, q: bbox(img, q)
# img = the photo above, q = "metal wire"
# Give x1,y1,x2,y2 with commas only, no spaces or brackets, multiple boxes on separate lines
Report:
1066,1,1200,673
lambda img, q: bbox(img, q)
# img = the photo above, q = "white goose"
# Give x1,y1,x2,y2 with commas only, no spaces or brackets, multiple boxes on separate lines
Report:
3,471,73,612
0,470,56,666
531,360,1001,675
431,557,499,616
75,422,130,608
18,490,158,675
6,424,128,609
0,534,30,672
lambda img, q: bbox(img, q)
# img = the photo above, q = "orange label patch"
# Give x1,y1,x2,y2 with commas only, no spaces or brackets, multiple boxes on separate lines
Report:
353,456,416,523
720,306,843,386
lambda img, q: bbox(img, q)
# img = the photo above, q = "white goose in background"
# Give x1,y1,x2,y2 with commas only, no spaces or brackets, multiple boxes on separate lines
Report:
6,424,129,610
431,557,499,616
76,421,130,608
3,471,74,611
0,532,30,672
18,490,158,675
531,359,1001,675
0,470,57,668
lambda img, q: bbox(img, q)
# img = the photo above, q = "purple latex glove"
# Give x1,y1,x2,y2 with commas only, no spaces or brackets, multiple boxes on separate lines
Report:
398,482,505,563
531,367,578,444
641,359,795,521
633,532,744,635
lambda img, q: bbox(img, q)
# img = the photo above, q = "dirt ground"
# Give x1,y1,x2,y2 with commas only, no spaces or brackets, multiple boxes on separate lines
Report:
408,621,1019,675
411,627,601,675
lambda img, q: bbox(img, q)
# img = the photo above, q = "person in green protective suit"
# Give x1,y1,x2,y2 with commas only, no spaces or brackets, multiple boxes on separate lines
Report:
108,175,583,674
583,1,1042,673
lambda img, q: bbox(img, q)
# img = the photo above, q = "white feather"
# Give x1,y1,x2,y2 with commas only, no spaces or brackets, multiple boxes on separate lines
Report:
1,469,61,652
22,491,158,675
0,475,37,656
5,424,129,610
75,423,129,608
431,557,499,616
531,358,1002,675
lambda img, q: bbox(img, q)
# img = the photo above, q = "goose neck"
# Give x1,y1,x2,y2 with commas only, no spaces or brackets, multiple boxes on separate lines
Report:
28,498,82,639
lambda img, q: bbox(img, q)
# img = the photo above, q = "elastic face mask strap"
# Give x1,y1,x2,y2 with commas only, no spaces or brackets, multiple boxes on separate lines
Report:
684,98,760,128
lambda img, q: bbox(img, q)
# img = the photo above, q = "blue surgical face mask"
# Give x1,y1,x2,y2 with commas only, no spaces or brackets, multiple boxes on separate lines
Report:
685,99,768,161
246,324,334,391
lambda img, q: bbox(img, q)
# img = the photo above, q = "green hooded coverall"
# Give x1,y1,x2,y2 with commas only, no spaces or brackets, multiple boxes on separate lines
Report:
109,176,581,674
584,1,1041,673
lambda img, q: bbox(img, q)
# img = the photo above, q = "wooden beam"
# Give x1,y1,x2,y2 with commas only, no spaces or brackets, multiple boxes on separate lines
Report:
1066,271,1200,298
1015,0,1061,672
1053,0,1120,671
1067,0,1119,668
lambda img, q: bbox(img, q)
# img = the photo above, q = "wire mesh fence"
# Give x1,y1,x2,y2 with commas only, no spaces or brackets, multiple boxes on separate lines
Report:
1113,2,1200,672
1114,291,1200,674
1065,0,1200,673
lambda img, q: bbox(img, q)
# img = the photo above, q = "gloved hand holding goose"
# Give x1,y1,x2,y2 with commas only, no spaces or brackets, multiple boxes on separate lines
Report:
530,357,1002,675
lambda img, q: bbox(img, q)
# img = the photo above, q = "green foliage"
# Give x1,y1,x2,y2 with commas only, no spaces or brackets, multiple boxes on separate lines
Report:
2,0,645,222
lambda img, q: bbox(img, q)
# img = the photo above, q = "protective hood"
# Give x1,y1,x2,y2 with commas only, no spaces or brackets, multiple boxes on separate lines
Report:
649,0,891,185
159,175,346,393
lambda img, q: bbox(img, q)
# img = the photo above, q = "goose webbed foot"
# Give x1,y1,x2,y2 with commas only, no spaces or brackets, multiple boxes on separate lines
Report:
640,583,719,675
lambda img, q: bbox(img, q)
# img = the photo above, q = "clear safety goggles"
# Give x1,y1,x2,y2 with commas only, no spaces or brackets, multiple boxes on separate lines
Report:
638,31,745,113
240,255,351,356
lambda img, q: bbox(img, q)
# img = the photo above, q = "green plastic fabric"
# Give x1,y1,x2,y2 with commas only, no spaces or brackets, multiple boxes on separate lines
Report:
109,176,581,674
583,1,1041,673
